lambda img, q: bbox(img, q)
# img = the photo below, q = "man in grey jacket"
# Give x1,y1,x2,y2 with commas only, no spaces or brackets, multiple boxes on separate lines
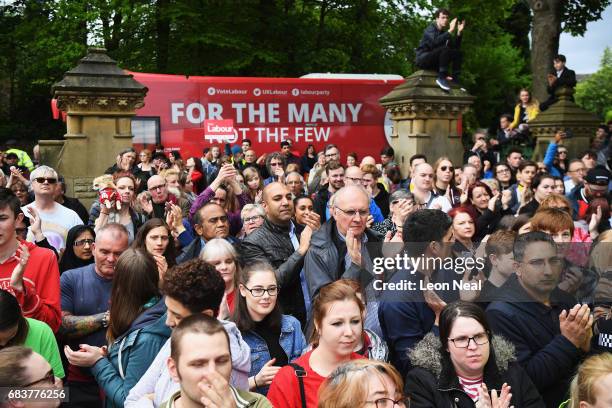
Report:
304,185,382,300
125,259,250,408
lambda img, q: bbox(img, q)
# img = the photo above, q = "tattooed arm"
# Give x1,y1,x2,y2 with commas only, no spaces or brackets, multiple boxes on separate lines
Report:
58,311,107,339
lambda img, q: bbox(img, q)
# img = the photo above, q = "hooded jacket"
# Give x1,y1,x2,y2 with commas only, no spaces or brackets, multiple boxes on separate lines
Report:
485,274,582,408
91,298,168,408
405,333,545,408
124,318,251,408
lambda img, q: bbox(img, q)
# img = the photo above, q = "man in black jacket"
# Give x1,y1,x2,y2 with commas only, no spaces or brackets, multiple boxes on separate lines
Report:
415,8,465,91
486,232,591,407
240,182,320,328
540,54,577,111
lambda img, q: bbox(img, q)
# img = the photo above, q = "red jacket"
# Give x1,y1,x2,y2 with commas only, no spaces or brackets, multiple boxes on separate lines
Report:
0,241,61,332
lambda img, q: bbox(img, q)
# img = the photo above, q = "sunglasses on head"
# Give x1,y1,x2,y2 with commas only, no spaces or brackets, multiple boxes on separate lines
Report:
34,177,57,184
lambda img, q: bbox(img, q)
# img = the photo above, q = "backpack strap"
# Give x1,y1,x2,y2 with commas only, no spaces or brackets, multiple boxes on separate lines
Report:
288,363,307,408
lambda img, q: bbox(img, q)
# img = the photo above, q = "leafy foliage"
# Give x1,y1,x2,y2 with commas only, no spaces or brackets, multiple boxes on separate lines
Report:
575,47,612,120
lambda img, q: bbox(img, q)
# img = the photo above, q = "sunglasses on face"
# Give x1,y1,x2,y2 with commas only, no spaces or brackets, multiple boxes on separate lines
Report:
34,177,57,184
440,166,454,172
22,369,55,388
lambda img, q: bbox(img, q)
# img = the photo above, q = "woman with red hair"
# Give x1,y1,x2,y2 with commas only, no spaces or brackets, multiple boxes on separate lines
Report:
463,181,513,242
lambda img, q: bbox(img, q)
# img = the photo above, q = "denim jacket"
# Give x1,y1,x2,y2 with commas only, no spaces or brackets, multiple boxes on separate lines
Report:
242,315,306,395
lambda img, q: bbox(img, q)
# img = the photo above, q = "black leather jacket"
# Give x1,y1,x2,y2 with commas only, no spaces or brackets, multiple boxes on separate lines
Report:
240,218,307,327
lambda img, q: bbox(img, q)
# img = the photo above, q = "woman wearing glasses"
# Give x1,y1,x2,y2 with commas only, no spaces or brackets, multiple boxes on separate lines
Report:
405,301,544,408
232,262,306,396
58,225,95,274
240,204,265,238
493,163,514,191
200,238,240,319
372,189,415,237
267,280,365,408
319,360,407,408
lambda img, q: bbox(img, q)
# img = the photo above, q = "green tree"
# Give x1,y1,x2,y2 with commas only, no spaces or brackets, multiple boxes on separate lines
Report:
528,0,611,102
575,47,612,119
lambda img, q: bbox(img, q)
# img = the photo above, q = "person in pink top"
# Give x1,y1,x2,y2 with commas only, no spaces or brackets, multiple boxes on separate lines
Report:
267,280,365,408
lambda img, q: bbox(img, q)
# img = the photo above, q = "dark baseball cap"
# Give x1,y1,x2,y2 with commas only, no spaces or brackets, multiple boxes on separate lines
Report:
585,166,611,186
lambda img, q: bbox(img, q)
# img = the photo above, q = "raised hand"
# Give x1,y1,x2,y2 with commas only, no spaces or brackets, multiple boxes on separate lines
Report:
449,17,458,33
458,20,466,34
476,383,513,408
488,192,500,212
346,229,362,266
10,242,30,292
559,304,593,352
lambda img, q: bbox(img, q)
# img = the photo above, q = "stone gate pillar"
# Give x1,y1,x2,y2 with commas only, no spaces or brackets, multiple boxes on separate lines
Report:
379,70,475,177
529,87,600,161
38,48,147,208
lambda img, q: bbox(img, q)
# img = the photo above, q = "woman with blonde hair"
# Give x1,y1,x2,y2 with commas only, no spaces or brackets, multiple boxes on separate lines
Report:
200,238,240,319
508,88,539,131
560,353,612,408
243,166,264,204
318,360,407,408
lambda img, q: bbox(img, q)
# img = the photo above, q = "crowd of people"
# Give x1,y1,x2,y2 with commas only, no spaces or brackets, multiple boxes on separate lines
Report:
1,7,612,408
0,118,610,408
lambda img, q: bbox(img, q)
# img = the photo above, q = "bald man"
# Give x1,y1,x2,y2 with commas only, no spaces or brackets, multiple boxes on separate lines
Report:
304,185,382,300
241,182,320,327
146,175,178,219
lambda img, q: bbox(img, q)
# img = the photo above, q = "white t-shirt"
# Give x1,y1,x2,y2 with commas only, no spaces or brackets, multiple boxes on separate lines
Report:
22,202,84,252
423,192,452,213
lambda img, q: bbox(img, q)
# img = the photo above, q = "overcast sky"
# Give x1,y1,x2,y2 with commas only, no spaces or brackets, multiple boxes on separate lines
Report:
559,4,612,74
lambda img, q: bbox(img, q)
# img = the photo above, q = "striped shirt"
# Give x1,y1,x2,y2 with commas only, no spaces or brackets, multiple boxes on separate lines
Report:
458,375,483,401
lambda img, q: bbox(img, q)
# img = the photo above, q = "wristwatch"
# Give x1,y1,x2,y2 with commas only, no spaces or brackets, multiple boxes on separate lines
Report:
101,311,110,328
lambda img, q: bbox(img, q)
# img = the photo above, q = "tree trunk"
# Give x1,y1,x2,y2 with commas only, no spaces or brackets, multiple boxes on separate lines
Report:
528,0,562,103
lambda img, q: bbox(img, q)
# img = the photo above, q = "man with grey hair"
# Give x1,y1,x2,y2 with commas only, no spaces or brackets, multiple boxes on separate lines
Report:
284,171,305,197
304,185,382,299
22,165,83,252
372,189,416,236
59,223,129,407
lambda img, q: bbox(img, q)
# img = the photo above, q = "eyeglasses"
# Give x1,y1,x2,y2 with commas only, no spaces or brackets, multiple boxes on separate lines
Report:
286,181,302,185
449,332,489,348
34,177,57,184
440,166,454,172
496,168,510,174
335,206,369,218
149,184,166,191
243,285,279,297
22,369,55,388
74,239,94,247
244,215,262,224
367,397,410,408
558,151,568,155
269,162,282,167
